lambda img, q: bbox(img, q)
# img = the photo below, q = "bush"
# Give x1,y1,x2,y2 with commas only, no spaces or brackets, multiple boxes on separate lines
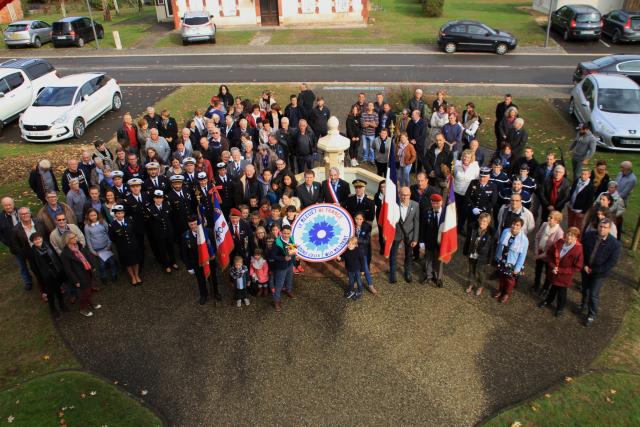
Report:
423,0,444,17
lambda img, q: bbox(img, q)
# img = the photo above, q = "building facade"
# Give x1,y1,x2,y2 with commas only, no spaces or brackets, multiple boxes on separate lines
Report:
155,0,368,29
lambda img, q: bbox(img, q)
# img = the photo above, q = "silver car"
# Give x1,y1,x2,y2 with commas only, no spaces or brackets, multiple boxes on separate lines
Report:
4,20,52,48
569,73,640,151
181,11,216,45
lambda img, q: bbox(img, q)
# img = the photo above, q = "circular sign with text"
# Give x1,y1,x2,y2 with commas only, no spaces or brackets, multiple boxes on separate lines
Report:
291,204,355,262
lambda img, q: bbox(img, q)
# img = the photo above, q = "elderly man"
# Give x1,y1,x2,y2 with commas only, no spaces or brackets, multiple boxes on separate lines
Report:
321,167,350,206
539,164,572,216
178,128,195,154
146,128,171,163
116,112,140,153
570,123,598,181
506,117,528,161
2,198,33,289
406,88,428,119
234,164,262,206
231,118,256,149
389,187,420,284
567,168,595,228
581,218,621,327
61,159,89,196
254,144,278,176
616,161,637,207
226,148,250,180
29,159,59,203
293,119,316,173
421,193,445,287
37,191,77,234
49,213,85,255
143,106,162,129
66,179,87,228
10,207,47,290
407,109,428,170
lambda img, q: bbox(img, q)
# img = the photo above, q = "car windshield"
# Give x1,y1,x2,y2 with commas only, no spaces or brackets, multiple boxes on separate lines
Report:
598,88,640,114
184,16,209,25
576,13,600,22
6,24,28,32
33,87,77,107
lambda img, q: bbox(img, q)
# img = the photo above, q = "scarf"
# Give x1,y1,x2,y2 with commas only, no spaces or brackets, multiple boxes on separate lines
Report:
550,178,563,206
251,256,266,270
69,243,91,271
398,143,407,166
500,229,527,256
592,169,606,188
378,138,387,154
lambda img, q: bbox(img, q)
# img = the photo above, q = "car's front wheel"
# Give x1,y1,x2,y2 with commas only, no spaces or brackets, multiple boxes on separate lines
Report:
73,118,85,138
444,42,456,53
33,37,42,48
97,28,104,39
612,30,621,44
112,92,122,111
495,43,508,55
209,37,216,44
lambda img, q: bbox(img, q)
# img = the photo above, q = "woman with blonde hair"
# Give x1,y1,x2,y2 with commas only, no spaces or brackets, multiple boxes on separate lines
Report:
453,149,480,231
532,210,564,294
396,132,416,187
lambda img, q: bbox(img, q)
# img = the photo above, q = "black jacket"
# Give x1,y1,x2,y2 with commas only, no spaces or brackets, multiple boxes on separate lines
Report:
297,90,316,118
407,119,427,152
0,211,18,247
10,220,47,258
344,195,375,222
321,179,350,206
296,182,323,208
463,226,496,265
230,221,253,261
569,180,596,212
31,241,65,282
377,110,397,135
341,248,365,273
146,202,174,240
582,231,621,277
310,106,330,136
346,115,361,140
539,177,572,211
425,145,453,180
506,127,528,160
29,167,59,202
420,208,442,248
116,124,139,150
60,243,95,289
465,180,498,214
292,128,316,157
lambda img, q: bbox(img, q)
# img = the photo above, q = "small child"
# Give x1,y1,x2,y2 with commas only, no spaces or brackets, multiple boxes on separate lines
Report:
250,248,270,297
229,256,250,307
249,196,259,210
270,223,281,238
239,204,250,222
282,205,298,228
250,211,263,232
337,236,366,300
258,199,272,220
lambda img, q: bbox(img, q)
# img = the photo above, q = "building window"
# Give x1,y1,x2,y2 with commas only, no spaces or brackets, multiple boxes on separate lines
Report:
335,0,349,13
300,0,316,14
221,0,238,16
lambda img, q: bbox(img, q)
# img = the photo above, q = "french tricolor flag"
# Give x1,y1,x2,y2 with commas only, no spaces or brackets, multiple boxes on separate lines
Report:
379,142,400,257
438,175,458,263
211,189,234,270
197,206,215,279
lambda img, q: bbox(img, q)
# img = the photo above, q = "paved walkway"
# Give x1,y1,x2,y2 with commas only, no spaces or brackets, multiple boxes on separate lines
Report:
57,240,634,426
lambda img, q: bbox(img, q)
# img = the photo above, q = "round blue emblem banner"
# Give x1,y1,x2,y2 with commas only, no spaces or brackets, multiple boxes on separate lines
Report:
291,204,355,262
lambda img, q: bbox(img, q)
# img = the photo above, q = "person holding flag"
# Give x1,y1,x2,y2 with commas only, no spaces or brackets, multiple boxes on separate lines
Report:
210,187,234,273
181,215,217,305
437,174,459,287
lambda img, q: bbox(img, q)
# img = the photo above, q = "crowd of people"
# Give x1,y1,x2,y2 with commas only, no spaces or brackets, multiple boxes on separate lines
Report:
0,84,636,326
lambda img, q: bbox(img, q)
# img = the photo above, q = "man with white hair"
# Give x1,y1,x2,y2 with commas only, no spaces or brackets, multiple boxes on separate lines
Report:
9,207,47,290
227,147,250,180
29,159,59,203
321,167,350,206
616,161,636,206
1,198,33,289
179,128,194,154
406,88,428,119
143,106,161,129
506,117,528,161
145,128,171,163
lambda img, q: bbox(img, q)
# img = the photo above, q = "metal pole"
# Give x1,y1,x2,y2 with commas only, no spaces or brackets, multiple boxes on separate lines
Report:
86,0,100,49
545,0,554,48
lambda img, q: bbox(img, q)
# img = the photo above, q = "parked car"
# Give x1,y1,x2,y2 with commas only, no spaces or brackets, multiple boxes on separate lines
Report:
573,54,640,84
52,16,104,48
0,58,58,134
437,20,517,55
569,74,640,151
181,10,216,45
602,9,640,43
19,73,121,142
551,5,602,41
3,20,52,48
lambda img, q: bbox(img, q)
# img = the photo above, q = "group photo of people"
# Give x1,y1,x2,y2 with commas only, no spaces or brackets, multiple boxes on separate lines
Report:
1,84,635,326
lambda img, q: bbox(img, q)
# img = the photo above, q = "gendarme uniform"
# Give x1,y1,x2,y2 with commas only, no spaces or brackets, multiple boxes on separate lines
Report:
344,179,375,223
108,205,141,269
124,178,149,267
465,167,498,226
146,190,176,269
167,175,196,242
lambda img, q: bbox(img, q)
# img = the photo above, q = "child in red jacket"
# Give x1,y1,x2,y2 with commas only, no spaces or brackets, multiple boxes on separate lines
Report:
250,248,270,297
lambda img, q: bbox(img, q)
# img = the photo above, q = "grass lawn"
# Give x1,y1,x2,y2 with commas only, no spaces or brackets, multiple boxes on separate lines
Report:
0,143,56,161
153,29,258,48
0,7,156,50
0,370,162,426
268,0,546,46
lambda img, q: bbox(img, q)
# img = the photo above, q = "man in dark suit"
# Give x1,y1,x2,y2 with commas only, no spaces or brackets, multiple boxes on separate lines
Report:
506,118,528,161
234,164,262,207
195,172,215,225
9,206,45,290
321,167,350,206
181,216,220,305
230,118,257,150
220,114,236,142
410,172,435,260
229,208,253,265
124,178,149,268
167,175,196,243
297,83,316,120
420,194,444,287
296,170,322,208
377,103,397,136
344,179,375,222
214,162,235,217
389,187,420,283
143,162,170,197
407,110,428,172
494,94,517,148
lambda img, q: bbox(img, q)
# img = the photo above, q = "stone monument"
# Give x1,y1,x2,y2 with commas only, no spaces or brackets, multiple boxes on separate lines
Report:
317,116,351,179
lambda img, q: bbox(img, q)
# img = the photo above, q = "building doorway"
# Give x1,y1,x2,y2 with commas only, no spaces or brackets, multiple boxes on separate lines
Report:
260,0,279,26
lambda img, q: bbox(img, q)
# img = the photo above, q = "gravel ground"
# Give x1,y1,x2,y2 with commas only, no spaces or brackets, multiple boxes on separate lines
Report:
56,241,633,426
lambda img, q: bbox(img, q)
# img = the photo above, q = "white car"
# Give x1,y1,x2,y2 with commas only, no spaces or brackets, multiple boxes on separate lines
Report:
181,10,216,45
20,72,122,142
569,74,640,151
0,58,59,134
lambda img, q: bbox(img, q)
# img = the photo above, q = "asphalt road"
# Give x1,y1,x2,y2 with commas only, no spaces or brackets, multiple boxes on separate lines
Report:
549,32,640,54
0,86,175,144
21,53,595,86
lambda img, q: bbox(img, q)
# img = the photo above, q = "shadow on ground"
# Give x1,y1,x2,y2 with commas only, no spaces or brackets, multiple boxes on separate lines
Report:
56,237,633,426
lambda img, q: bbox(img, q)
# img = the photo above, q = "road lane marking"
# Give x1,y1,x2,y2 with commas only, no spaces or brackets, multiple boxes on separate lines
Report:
120,81,573,88
599,39,611,48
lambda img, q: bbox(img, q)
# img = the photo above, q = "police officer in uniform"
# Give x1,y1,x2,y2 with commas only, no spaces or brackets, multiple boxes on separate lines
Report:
124,178,149,271
214,162,235,217
108,205,143,286
147,189,178,273
465,166,498,230
167,175,195,243
512,164,537,198
143,162,170,197
344,179,375,222
181,215,221,305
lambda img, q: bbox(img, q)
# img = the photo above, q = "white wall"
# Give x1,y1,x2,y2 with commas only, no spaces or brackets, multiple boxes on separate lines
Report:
532,0,624,14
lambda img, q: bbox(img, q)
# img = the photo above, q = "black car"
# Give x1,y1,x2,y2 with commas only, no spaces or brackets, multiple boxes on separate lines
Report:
602,9,640,43
573,54,640,84
550,5,602,41
52,16,104,47
437,20,517,55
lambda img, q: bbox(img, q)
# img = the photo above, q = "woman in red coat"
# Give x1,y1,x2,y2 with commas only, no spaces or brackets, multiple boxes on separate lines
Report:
538,227,583,317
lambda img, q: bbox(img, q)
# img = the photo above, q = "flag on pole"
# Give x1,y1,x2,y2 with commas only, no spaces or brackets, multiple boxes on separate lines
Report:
379,142,400,257
211,189,234,270
438,175,458,263
196,216,212,279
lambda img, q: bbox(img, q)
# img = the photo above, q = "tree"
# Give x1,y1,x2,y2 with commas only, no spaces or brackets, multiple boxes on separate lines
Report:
422,0,444,17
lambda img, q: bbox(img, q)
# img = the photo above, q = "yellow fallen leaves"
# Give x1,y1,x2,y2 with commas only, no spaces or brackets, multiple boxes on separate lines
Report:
510,422,522,427
564,376,573,382
531,405,539,412
610,389,617,395
7,415,15,423
42,354,50,361
544,393,551,398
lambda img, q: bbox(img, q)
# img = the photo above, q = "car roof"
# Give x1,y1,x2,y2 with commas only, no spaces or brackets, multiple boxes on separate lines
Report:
184,10,210,17
0,58,52,70
590,73,640,89
8,20,41,25
567,4,600,13
56,16,86,22
49,72,106,86
443,20,486,26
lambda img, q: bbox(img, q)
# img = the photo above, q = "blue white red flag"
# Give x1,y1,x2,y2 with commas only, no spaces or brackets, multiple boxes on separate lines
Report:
379,142,400,257
438,175,458,263
211,189,234,270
